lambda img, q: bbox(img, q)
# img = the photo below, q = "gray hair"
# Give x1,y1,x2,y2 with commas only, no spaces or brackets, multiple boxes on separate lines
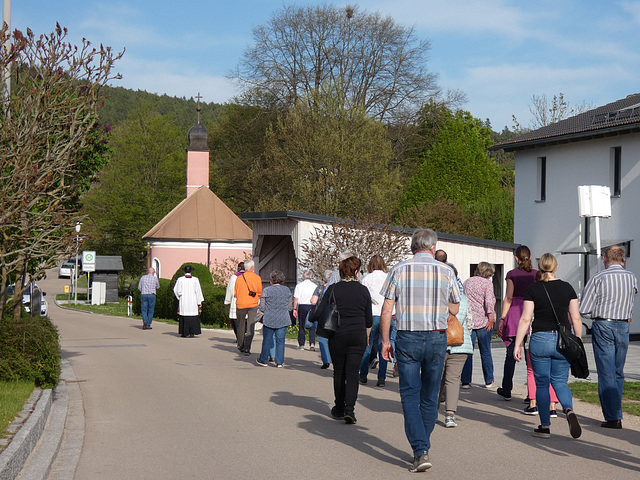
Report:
339,251,352,261
244,259,255,271
323,269,333,282
411,229,437,254
301,269,314,281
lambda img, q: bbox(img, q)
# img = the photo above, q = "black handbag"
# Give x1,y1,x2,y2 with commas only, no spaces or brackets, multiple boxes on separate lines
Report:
542,284,589,377
316,287,340,339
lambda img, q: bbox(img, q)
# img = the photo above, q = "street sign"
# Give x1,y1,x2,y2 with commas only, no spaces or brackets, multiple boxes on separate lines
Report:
83,251,96,272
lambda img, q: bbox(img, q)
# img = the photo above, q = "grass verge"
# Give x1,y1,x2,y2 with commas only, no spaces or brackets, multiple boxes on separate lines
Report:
569,381,640,416
0,380,35,442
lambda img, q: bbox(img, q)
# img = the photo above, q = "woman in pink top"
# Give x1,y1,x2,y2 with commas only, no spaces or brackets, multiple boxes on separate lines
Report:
461,262,496,388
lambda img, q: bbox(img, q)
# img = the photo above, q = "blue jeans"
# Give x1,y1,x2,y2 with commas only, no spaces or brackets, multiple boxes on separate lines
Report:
528,331,574,426
140,294,156,327
591,321,629,421
395,330,447,457
360,316,396,380
318,336,331,364
260,326,287,366
461,327,494,385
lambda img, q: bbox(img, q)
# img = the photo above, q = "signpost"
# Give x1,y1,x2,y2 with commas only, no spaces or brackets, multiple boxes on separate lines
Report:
82,251,96,303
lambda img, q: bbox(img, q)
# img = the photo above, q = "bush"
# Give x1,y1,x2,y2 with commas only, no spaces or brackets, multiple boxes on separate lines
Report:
0,312,61,388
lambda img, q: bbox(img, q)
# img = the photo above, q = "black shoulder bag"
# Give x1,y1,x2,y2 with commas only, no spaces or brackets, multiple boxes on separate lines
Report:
541,283,589,378
316,286,340,339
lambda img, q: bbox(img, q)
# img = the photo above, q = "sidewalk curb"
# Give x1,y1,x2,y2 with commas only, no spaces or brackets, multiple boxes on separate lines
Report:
0,388,52,480
0,359,76,480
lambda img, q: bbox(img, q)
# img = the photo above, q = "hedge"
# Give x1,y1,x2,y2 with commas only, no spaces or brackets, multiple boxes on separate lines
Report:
0,311,61,388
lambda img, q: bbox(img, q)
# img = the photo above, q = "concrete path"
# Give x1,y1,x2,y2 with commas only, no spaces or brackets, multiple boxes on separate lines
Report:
19,274,640,479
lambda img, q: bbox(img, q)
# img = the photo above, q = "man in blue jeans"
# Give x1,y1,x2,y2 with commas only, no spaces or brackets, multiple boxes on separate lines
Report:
138,267,160,330
580,245,637,429
380,229,460,473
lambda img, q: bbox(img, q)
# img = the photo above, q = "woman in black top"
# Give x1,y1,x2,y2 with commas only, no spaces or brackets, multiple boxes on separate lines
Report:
513,253,583,439
314,256,373,424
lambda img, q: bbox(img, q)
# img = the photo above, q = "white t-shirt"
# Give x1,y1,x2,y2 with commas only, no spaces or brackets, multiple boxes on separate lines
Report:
294,279,318,305
361,269,389,317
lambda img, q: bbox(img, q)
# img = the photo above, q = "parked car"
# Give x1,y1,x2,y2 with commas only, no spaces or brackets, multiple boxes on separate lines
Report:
58,262,75,278
7,283,48,316
68,257,83,271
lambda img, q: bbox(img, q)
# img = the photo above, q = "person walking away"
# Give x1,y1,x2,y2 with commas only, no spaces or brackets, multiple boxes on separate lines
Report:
224,262,245,335
313,256,372,425
138,267,160,330
256,270,293,368
461,262,496,389
359,255,395,387
234,260,263,355
579,245,637,429
380,229,460,472
438,263,471,428
513,253,582,439
293,270,318,350
310,269,334,369
173,265,204,338
497,246,537,400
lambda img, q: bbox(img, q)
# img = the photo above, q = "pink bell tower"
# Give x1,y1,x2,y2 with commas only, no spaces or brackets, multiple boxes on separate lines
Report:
186,93,210,197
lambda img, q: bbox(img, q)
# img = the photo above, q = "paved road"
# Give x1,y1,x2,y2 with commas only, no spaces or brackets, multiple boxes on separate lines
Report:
38,274,640,479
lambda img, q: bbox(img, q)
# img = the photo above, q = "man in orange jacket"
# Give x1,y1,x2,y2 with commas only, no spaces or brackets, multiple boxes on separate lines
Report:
234,259,263,355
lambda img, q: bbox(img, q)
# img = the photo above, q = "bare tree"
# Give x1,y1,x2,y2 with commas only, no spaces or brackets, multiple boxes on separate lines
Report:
0,24,123,319
299,220,410,280
232,4,439,123
513,93,593,130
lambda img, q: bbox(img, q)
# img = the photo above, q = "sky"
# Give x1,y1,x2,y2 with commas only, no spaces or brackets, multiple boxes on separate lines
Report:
7,0,640,130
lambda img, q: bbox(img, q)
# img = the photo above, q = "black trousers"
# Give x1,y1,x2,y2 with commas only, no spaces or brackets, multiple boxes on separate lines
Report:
328,328,367,415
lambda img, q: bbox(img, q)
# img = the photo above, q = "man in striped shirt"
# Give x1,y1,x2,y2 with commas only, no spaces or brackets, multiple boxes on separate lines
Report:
380,229,460,472
580,245,638,429
138,267,160,330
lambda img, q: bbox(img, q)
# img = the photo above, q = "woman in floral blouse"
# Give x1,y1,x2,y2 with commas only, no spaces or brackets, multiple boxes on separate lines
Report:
460,262,496,389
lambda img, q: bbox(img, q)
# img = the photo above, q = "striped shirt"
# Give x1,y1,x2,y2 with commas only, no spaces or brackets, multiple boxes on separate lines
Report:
579,264,638,320
138,273,160,295
380,252,461,331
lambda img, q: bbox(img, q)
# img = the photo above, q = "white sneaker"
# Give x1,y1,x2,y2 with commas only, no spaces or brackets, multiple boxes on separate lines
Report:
485,381,495,388
461,383,470,389
445,416,457,428
309,344,315,351
298,345,305,350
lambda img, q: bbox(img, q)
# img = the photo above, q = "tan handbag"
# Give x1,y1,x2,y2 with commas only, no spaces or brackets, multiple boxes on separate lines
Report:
447,313,464,346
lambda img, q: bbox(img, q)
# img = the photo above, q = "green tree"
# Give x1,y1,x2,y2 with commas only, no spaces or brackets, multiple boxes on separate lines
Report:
399,109,513,241
0,24,122,319
82,101,186,276
253,92,401,221
208,103,279,213
402,110,500,208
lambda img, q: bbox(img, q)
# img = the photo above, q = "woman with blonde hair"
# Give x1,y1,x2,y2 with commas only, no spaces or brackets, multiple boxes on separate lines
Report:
513,253,582,439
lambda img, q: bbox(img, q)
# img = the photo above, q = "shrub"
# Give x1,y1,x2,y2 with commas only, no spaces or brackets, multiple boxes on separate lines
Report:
0,312,61,388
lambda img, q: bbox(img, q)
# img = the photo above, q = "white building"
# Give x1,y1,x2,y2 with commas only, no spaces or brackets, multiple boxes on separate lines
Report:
241,210,518,315
491,94,640,334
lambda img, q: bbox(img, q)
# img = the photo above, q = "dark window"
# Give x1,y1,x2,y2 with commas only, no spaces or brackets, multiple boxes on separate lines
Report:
612,147,621,197
536,156,546,202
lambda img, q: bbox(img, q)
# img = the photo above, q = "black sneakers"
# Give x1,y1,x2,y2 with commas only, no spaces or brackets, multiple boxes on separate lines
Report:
533,425,551,438
566,409,582,438
497,387,512,401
